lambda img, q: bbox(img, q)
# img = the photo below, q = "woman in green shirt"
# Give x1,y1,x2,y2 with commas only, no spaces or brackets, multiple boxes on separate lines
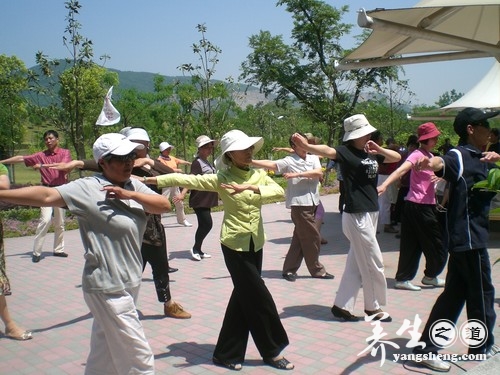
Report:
144,130,294,371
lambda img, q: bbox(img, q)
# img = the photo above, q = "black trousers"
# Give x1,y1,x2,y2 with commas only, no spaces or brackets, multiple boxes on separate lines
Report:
393,186,409,224
141,241,171,303
213,240,289,363
396,201,447,281
193,207,213,254
414,248,496,355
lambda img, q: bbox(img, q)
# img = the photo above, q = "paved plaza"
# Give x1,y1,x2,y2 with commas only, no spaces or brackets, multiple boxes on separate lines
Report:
1,193,499,374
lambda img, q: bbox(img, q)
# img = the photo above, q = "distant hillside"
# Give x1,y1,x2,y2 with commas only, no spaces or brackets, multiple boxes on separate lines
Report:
28,61,272,108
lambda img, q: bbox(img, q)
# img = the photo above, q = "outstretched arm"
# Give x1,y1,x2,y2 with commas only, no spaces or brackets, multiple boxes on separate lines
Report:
0,155,25,165
417,156,444,172
0,186,66,208
272,147,294,153
252,159,279,171
102,185,170,214
291,133,337,159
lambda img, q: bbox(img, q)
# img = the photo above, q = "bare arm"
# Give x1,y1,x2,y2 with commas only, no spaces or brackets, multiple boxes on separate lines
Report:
291,133,337,159
0,186,66,207
364,140,401,163
102,185,170,214
377,161,412,195
0,174,10,190
283,167,323,180
252,159,279,170
272,147,294,153
176,158,192,166
0,155,25,164
46,160,86,173
173,187,189,204
418,156,444,172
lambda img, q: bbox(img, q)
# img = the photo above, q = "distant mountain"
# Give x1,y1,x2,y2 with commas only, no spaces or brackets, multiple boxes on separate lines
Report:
28,61,271,108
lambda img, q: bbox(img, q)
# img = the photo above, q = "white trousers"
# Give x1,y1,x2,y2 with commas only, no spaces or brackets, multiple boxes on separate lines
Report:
83,286,154,375
334,211,388,312
161,186,186,223
33,206,65,256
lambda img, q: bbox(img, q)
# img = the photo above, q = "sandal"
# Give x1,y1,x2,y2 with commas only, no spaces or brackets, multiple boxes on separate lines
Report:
6,330,33,341
264,356,294,370
212,356,242,371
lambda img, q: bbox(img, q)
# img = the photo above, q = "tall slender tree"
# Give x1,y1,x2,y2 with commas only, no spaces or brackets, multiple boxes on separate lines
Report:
240,0,409,145
31,0,117,159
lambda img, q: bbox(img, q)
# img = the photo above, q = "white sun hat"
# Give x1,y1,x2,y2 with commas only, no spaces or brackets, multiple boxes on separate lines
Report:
342,114,377,142
195,135,218,149
214,129,263,169
159,141,174,152
93,133,145,162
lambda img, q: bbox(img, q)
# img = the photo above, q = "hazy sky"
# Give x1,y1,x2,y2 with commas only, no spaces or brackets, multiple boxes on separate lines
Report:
0,0,494,106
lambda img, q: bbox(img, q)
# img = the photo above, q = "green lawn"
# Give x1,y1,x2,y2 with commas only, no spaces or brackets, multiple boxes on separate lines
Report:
7,165,41,185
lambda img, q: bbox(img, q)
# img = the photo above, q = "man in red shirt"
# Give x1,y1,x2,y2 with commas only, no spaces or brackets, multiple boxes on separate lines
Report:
0,130,72,262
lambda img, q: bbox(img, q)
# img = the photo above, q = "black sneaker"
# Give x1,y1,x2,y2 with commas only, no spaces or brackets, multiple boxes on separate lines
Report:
282,272,297,282
32,255,41,263
53,251,69,258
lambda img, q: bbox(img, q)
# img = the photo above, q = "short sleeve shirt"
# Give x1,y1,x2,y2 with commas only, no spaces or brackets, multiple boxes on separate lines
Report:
23,148,72,186
334,145,382,213
274,153,321,208
56,175,157,293
405,148,436,205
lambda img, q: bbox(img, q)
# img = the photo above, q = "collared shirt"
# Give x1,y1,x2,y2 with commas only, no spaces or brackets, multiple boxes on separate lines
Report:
23,148,72,186
274,153,321,208
437,144,496,252
156,166,284,252
56,175,156,293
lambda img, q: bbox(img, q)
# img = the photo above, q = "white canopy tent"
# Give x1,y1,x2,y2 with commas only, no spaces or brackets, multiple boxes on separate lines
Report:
336,0,500,70
441,61,500,109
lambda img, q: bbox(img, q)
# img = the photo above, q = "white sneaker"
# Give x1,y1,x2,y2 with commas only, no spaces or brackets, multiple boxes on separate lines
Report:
395,280,421,291
414,358,451,372
180,220,193,227
422,276,445,287
200,252,211,259
190,249,201,261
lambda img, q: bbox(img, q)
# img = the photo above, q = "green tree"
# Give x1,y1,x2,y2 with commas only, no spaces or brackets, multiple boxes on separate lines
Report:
31,0,117,159
0,55,29,166
178,24,238,150
435,89,463,108
240,0,409,146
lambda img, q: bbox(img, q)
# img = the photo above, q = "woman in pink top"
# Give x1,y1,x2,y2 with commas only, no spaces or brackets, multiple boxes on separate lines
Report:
377,122,447,292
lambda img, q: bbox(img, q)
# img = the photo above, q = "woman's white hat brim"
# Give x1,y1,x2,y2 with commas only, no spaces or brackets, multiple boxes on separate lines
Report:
214,130,264,169
343,124,377,142
342,114,378,142
196,135,218,149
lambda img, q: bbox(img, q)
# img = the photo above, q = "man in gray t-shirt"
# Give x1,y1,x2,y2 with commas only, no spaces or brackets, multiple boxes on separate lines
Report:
0,133,170,374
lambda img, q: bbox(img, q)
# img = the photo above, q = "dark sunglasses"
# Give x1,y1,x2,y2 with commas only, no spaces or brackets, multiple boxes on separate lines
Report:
103,152,137,162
